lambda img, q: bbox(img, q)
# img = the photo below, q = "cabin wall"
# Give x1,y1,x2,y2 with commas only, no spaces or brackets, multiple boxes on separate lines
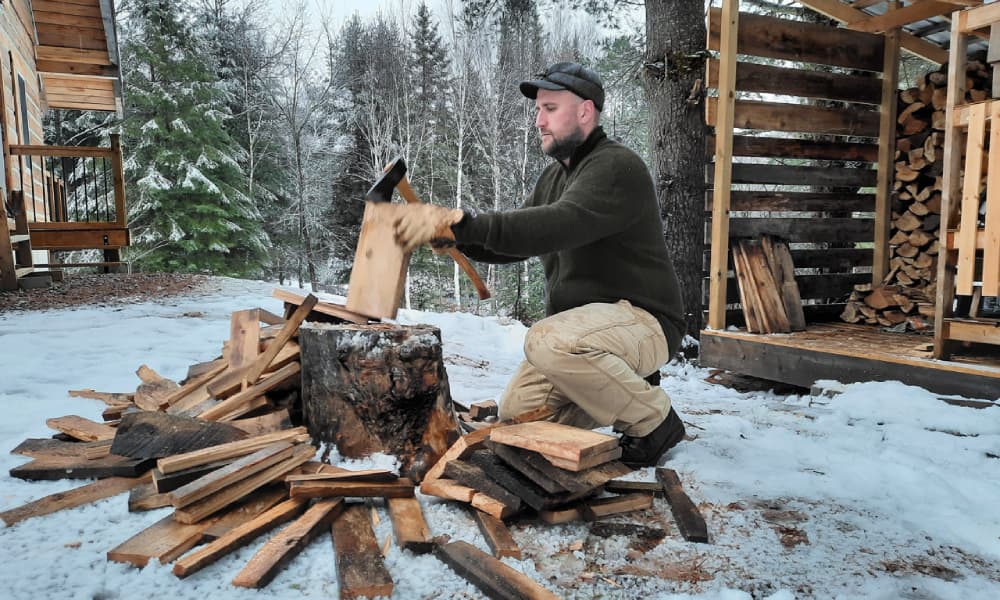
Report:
1,0,47,221
705,9,892,326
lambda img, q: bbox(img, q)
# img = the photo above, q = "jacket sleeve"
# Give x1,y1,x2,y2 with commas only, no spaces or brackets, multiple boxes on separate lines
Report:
452,149,648,258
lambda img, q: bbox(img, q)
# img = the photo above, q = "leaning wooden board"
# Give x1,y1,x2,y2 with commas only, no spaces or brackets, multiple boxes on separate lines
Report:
489,421,618,464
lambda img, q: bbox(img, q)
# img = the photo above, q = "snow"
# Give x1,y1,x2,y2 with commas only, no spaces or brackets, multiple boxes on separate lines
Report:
1,277,999,599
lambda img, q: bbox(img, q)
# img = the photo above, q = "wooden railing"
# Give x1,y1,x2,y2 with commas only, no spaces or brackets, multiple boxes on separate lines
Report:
8,134,126,228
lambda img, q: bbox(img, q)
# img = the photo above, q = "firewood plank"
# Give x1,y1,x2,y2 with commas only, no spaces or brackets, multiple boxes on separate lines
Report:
152,462,228,494
489,421,618,463
10,437,111,459
656,468,710,543
110,411,247,459
285,469,396,483
581,493,654,521
172,445,314,524
472,509,522,559
288,478,415,499
435,540,558,600
128,481,172,511
68,389,134,405
172,497,310,578
419,478,476,502
46,415,116,441
603,480,665,496
0,475,146,526
541,445,623,472
133,365,180,411
168,442,297,508
228,309,261,370
198,361,300,421
467,451,579,511
9,454,153,480
330,503,395,599
229,409,294,435
387,496,433,553
156,427,310,474
444,460,523,512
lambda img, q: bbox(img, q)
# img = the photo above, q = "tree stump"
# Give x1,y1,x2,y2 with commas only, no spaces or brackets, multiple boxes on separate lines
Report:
299,322,460,482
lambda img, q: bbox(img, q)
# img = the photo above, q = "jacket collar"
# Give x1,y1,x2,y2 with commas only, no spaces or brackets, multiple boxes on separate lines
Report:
563,126,606,172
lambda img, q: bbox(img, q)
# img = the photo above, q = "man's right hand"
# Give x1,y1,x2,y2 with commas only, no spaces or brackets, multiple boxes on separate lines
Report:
393,204,465,253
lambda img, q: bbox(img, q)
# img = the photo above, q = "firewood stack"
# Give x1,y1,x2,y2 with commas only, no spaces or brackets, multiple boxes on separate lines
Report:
842,61,992,331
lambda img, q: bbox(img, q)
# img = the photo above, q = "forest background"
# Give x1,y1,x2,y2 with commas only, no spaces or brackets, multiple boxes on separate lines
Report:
47,0,930,336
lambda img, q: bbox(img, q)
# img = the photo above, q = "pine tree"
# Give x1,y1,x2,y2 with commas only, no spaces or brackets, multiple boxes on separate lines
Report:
120,0,268,276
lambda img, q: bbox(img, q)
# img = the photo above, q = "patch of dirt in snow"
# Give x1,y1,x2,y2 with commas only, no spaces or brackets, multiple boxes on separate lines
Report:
0,272,215,313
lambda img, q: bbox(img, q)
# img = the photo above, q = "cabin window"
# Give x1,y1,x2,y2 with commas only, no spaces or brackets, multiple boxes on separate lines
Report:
17,73,27,143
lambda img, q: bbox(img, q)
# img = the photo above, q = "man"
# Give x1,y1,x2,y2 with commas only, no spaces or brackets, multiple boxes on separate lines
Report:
394,62,686,467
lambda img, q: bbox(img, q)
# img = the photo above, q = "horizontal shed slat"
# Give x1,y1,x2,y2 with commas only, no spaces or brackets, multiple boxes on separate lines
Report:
707,8,885,71
706,59,883,105
721,217,874,243
33,10,105,29
707,191,876,212
709,135,879,162
707,163,878,188
706,273,870,304
706,98,881,137
712,304,847,327
703,248,874,271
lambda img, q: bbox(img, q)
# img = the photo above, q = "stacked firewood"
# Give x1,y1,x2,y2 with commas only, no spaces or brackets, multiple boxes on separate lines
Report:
843,61,992,330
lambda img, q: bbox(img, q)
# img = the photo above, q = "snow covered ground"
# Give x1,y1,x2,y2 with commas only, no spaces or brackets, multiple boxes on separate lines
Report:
1,277,999,599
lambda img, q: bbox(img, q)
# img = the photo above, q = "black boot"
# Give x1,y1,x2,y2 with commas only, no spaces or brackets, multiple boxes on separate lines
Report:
619,406,686,468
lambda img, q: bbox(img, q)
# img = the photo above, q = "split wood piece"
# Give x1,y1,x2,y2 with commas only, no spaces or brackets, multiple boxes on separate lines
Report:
421,406,554,485
163,361,228,415
289,478,415,500
157,427,310,474
134,365,181,411
472,508,522,559
229,409,294,436
489,421,618,471
128,481,172,512
272,287,371,324
228,309,261,370
419,478,477,502
469,400,498,420
741,239,792,333
109,488,285,568
538,505,583,525
435,540,559,600
467,450,586,511
581,493,654,521
186,357,228,381
10,437,115,459
761,235,806,331
102,403,134,421
656,468,709,543
110,410,247,460
46,415,116,442
258,307,286,325
208,292,316,400
330,503,395,600
153,461,230,494
732,242,765,332
541,445,623,472
197,342,298,409
84,439,113,460
199,361,300,421
68,389,135,405
387,496,434,554
0,475,147,526
488,441,632,495
231,497,344,589
169,442,297,508
172,444,314,524
285,469,397,483
173,496,310,578
444,459,523,514
604,480,665,497
9,454,153,481
471,492,518,521
199,486,292,540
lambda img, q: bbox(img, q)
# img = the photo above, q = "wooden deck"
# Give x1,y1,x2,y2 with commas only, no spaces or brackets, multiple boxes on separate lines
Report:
700,322,1000,400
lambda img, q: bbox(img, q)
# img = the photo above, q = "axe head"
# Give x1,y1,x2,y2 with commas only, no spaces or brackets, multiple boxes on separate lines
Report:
364,157,407,203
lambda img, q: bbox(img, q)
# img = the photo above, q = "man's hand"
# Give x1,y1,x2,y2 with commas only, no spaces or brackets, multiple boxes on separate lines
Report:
393,204,464,253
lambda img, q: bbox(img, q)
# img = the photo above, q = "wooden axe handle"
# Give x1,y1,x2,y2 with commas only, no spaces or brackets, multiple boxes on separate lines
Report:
395,177,491,300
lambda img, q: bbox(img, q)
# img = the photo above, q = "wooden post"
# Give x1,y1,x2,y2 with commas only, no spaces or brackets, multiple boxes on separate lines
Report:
934,10,968,359
706,0,739,330
299,323,460,482
873,1,900,284
110,133,126,227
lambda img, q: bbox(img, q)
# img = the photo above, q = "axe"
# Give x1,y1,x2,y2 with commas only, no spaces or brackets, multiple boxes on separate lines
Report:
366,158,491,300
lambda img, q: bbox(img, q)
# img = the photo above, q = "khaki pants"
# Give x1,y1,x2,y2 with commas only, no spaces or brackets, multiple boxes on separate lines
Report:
498,300,672,437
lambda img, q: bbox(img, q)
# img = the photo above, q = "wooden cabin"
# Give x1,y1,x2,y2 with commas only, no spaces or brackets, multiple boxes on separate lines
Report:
0,0,127,291
701,0,1000,400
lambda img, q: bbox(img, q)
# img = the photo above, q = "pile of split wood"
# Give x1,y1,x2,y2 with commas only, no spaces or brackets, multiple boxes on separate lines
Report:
733,234,806,334
2,289,711,598
846,62,991,330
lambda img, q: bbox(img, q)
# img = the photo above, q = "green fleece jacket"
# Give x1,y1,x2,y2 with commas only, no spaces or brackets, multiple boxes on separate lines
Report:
452,126,685,356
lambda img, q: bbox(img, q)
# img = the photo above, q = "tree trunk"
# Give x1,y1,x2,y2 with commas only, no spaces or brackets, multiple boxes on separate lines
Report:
645,1,708,341
299,323,461,482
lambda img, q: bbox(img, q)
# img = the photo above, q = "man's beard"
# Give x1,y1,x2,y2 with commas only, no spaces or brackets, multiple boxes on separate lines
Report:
542,127,586,161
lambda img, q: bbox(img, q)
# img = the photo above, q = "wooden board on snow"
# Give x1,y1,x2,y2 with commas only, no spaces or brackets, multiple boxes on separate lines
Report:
489,421,619,466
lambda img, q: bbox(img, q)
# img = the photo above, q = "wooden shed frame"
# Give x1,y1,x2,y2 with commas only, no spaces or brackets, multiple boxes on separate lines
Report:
699,0,1000,400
